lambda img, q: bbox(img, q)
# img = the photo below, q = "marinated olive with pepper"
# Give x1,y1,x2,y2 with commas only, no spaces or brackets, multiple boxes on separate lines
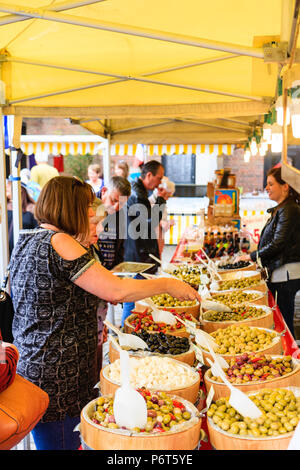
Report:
210,353,294,384
128,309,199,334
91,389,194,433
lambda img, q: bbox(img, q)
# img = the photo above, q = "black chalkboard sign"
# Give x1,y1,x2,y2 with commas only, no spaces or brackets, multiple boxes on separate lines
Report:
162,153,195,184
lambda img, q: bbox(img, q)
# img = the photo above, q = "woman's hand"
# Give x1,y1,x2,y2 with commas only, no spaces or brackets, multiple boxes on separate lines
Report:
165,278,202,302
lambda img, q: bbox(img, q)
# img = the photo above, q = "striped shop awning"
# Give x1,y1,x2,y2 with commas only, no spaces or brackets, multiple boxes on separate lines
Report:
19,138,234,158
20,140,102,156
110,143,234,157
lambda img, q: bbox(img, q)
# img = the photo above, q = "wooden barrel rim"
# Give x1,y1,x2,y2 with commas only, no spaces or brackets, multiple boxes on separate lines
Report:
218,270,261,280
81,394,201,437
102,357,200,391
205,356,300,387
207,385,300,442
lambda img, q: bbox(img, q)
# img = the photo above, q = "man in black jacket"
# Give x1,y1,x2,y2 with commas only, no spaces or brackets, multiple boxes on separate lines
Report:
93,175,131,270
122,160,169,326
124,160,169,273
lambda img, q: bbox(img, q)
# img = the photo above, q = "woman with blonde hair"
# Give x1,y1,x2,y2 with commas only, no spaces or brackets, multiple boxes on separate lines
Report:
86,163,104,194
9,176,200,450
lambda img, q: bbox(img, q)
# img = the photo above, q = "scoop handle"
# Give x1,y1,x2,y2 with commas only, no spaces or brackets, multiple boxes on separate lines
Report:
104,319,123,338
109,334,122,353
149,253,162,265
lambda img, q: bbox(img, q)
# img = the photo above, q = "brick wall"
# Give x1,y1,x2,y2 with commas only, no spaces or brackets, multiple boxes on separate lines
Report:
23,118,92,135
223,148,264,194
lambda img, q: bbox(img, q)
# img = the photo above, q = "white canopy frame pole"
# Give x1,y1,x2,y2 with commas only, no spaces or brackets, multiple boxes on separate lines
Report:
0,109,9,282
10,115,22,247
0,0,106,26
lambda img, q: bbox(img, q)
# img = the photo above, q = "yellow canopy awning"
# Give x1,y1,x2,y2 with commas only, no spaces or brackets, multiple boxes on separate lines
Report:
0,0,292,146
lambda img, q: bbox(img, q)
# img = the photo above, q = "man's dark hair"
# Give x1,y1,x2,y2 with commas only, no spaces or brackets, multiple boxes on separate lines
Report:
140,160,163,179
107,175,131,196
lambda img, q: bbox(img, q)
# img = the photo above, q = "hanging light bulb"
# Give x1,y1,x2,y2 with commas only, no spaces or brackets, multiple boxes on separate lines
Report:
244,149,251,162
271,123,283,153
250,138,258,156
275,94,291,126
262,113,272,143
258,141,267,157
290,95,300,138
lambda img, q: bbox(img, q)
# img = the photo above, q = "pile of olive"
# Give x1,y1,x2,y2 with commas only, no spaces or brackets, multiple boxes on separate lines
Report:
210,353,294,384
208,325,277,355
208,388,300,437
218,260,251,270
151,293,197,308
91,390,193,433
133,330,190,355
167,265,203,285
212,291,261,307
218,277,259,291
204,306,266,322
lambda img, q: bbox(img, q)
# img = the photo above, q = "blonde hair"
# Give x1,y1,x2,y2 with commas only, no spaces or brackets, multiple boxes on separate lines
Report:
88,163,102,176
35,176,95,242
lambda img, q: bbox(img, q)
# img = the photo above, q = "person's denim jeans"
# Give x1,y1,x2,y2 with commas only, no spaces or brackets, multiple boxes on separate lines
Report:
31,415,81,450
121,273,146,327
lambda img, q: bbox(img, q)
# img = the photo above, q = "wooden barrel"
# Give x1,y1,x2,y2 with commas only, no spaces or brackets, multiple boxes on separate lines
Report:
108,340,196,366
199,327,283,366
207,386,300,450
201,305,274,334
100,358,201,404
204,356,300,400
124,314,193,338
80,395,202,450
135,300,200,320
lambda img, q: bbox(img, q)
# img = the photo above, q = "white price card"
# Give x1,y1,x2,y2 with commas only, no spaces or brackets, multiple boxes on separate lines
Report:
191,343,204,364
201,385,215,415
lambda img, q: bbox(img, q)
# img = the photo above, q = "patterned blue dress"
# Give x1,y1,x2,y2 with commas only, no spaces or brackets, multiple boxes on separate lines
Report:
10,228,105,422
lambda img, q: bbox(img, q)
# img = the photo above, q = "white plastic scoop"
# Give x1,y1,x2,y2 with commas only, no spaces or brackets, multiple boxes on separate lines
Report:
195,254,222,281
142,298,177,325
110,335,148,431
174,314,221,354
104,320,148,350
201,299,231,312
206,357,262,419
149,253,176,273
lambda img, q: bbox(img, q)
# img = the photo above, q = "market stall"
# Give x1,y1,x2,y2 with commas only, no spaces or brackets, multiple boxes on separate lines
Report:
1,0,300,452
